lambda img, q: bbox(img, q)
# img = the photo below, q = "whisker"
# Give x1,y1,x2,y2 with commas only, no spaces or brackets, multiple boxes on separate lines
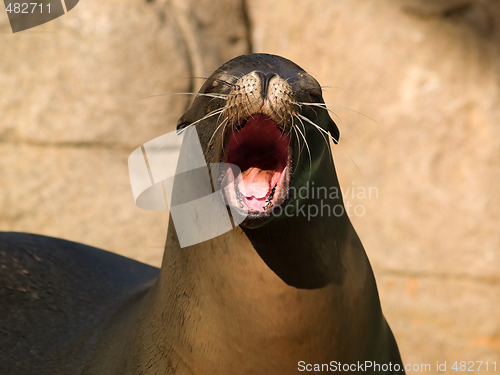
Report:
219,119,232,161
295,101,342,123
292,114,307,158
276,112,292,143
291,121,303,169
207,116,229,150
192,77,237,88
245,91,262,118
296,114,361,176
293,115,312,181
182,108,225,131
297,114,331,149
298,102,377,123
136,92,229,101
320,85,341,90
336,141,362,176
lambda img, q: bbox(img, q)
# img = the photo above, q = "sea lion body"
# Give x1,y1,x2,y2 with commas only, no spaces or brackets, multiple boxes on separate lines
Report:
0,233,158,374
0,54,405,374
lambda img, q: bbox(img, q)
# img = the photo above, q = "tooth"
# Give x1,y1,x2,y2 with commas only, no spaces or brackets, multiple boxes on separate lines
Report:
266,182,278,202
234,180,244,208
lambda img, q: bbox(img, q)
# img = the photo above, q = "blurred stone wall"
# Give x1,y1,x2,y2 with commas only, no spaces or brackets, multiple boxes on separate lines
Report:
247,0,500,370
0,0,250,265
1,0,498,372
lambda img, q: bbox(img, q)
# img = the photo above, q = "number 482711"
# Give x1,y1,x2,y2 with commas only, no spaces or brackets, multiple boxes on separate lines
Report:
5,2,51,14
451,361,497,372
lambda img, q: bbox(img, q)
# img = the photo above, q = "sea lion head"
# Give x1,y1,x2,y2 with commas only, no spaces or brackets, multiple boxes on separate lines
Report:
177,53,340,228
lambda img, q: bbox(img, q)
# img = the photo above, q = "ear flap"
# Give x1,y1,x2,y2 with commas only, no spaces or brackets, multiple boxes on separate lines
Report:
177,111,191,130
176,93,210,131
177,118,190,131
176,102,200,131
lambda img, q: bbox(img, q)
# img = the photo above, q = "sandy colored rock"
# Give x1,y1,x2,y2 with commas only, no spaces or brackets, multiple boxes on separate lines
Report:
0,143,167,265
1,0,498,372
248,0,500,370
0,0,250,261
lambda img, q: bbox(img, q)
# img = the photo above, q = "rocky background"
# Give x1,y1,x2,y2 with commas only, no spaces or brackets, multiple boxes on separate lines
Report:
1,0,498,372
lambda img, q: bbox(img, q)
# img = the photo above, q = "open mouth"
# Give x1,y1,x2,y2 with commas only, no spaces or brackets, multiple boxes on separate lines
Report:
220,114,292,218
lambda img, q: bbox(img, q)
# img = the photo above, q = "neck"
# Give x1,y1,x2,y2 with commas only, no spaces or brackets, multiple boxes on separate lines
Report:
141,211,384,374
129,154,392,374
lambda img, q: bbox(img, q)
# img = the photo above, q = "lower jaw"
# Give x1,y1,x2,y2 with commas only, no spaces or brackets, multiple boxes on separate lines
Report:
235,207,280,228
219,173,291,226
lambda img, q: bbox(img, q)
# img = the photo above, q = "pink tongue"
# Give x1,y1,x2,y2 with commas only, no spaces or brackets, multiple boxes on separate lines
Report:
239,167,272,199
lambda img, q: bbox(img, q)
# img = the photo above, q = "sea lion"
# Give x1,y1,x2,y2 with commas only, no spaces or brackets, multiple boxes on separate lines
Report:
0,53,405,374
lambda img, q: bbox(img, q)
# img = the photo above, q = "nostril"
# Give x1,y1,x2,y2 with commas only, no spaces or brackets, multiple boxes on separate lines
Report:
254,72,277,99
